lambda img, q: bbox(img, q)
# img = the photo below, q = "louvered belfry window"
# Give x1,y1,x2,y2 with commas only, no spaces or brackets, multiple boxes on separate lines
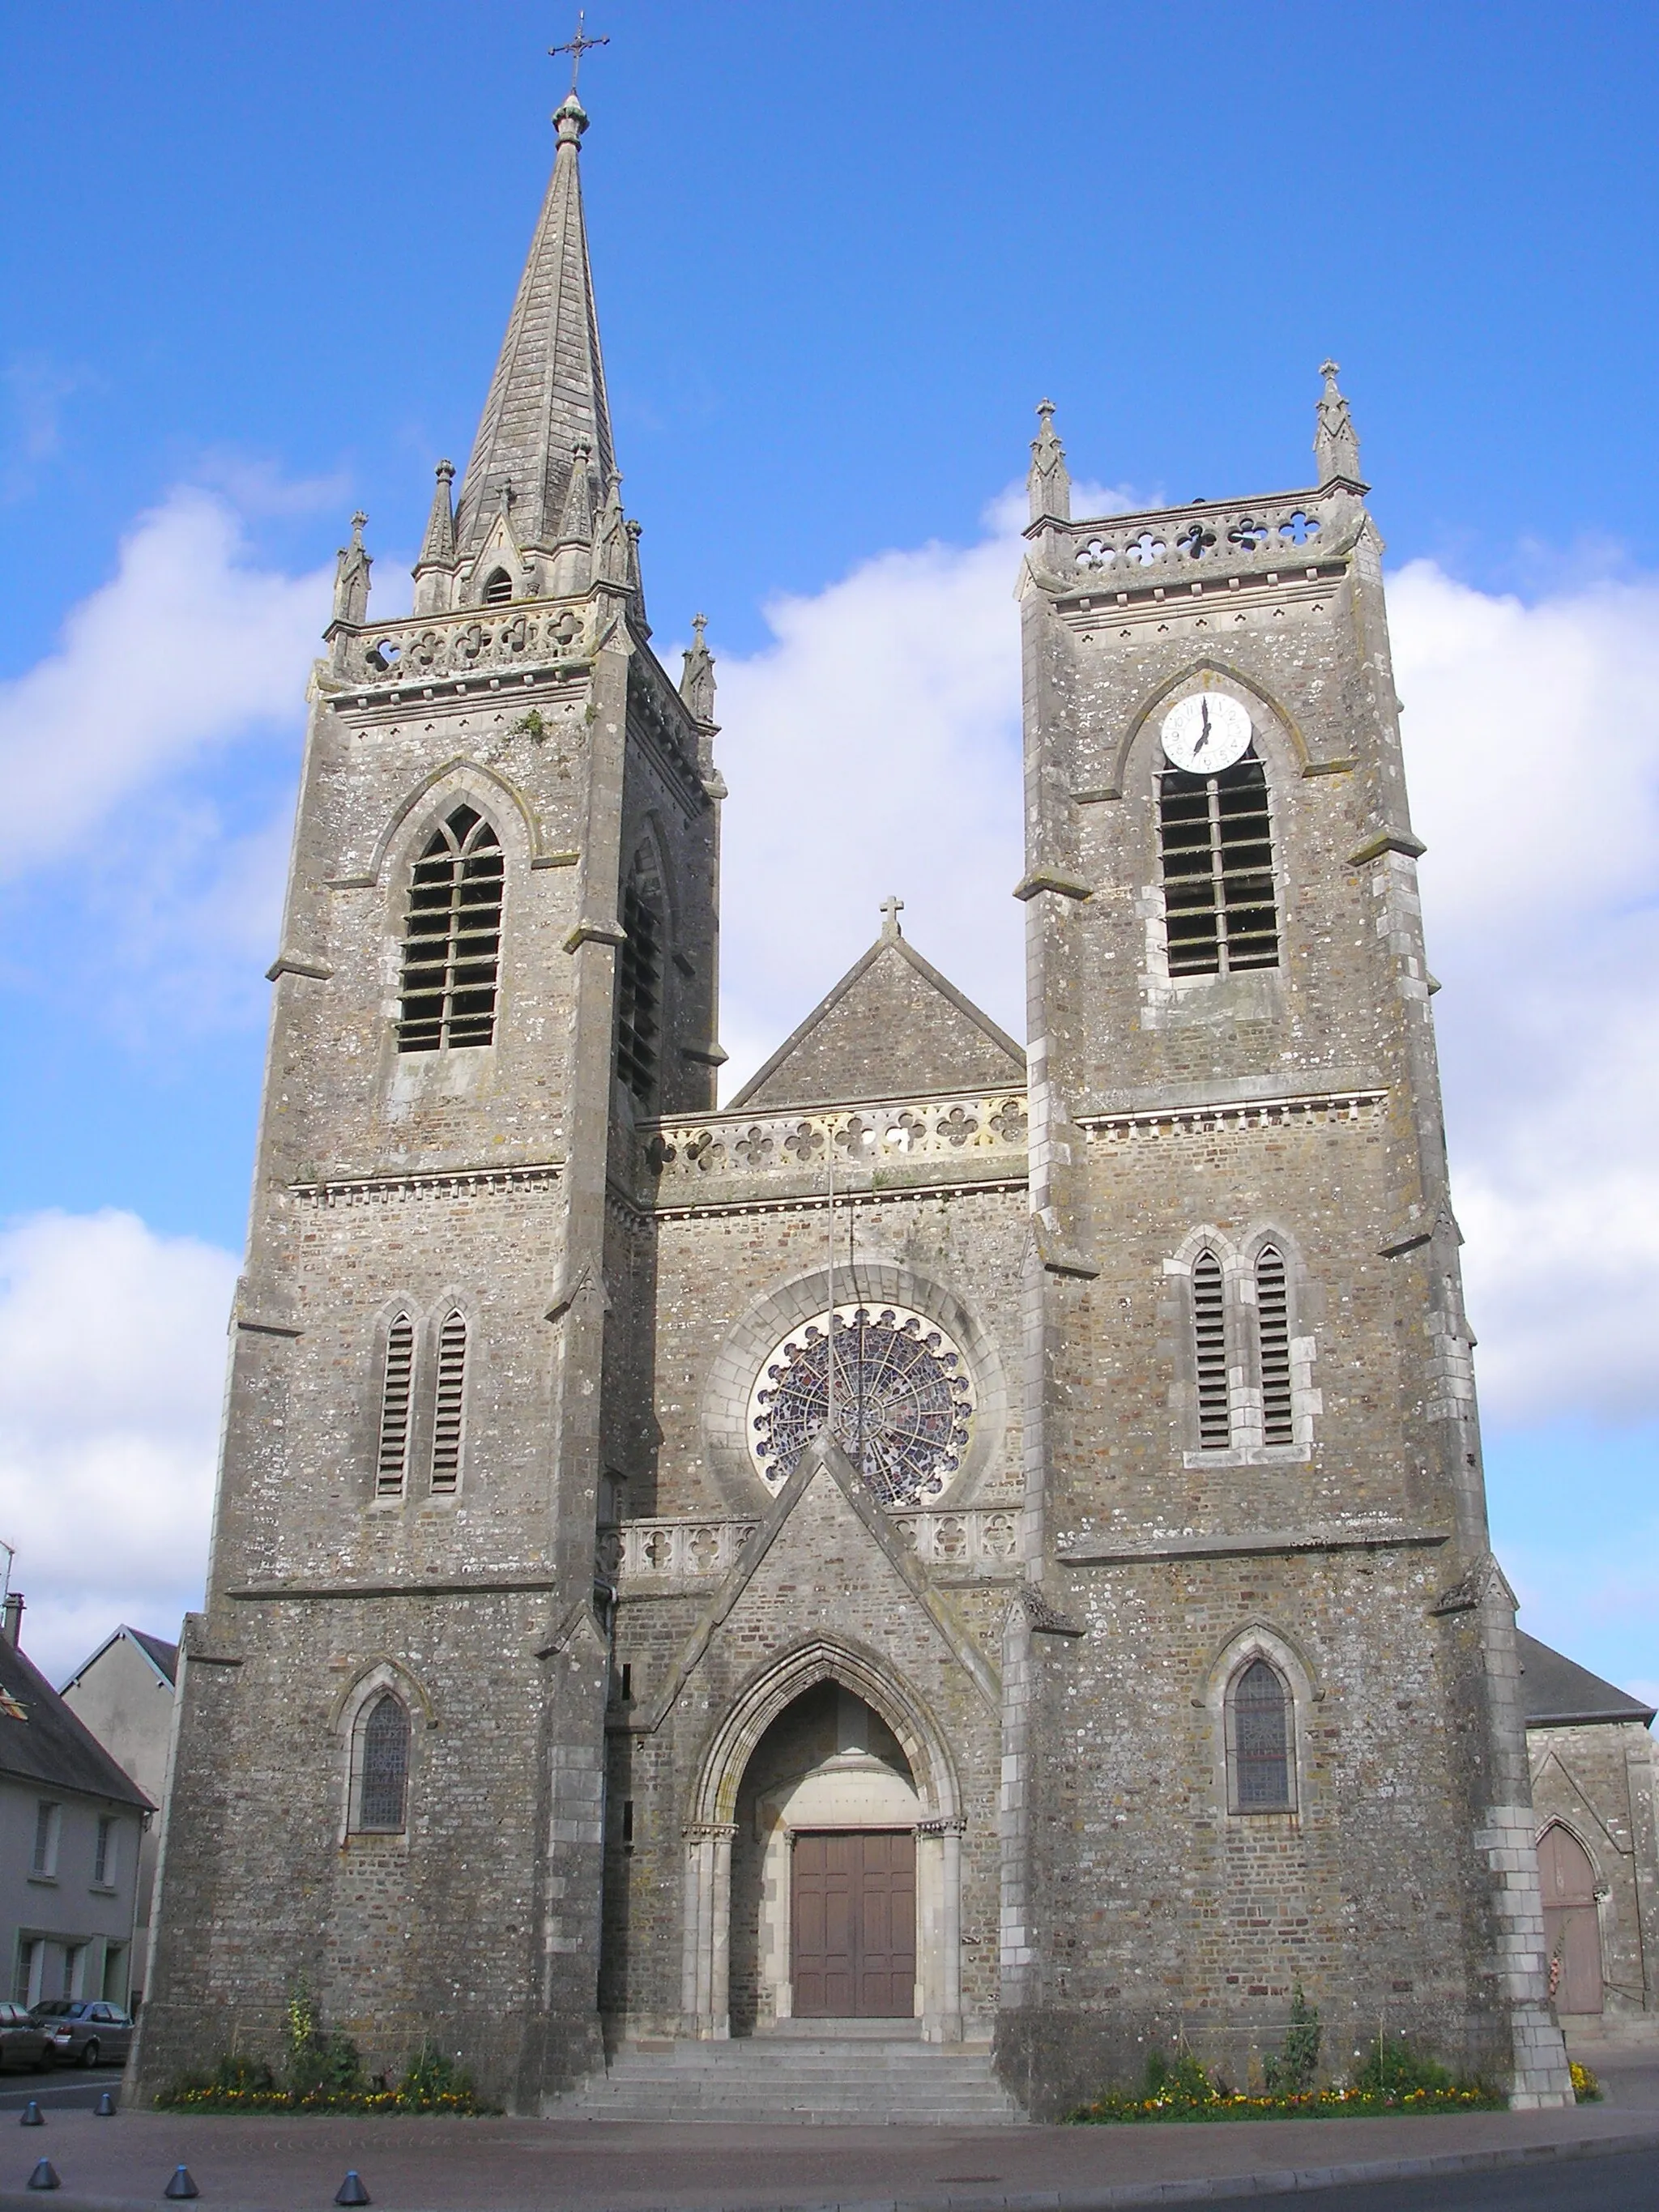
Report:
1192,1251,1230,1448
376,1315,415,1497
1256,1245,1294,1445
1233,1660,1292,1810
615,880,663,1104
358,1694,410,1832
429,1311,467,1493
398,806,504,1053
1158,754,1279,977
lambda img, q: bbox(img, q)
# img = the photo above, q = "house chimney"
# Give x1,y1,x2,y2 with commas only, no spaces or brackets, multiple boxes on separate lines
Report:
2,1592,23,1648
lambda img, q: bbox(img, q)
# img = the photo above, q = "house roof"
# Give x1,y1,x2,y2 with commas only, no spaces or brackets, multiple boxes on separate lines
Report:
1518,1632,1656,1730
59,1623,180,1696
729,924,1026,1114
0,1635,153,1810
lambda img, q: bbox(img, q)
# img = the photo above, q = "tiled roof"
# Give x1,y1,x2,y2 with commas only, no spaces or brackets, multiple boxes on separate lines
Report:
0,1636,153,1809
1518,1632,1655,1729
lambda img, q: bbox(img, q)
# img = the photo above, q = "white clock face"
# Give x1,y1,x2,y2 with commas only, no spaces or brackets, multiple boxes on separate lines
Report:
1160,692,1254,775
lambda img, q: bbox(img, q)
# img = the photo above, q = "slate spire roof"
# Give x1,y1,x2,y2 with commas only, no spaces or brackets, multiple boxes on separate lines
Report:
454,87,615,565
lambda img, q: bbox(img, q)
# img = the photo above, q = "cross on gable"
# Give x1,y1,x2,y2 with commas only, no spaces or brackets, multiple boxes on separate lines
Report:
880,894,904,938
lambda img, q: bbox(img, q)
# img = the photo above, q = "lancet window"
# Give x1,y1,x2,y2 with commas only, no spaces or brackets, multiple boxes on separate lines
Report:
482,569,514,606
615,865,664,1106
1192,1251,1230,1448
376,1315,416,1498
1228,1658,1293,1812
355,1693,411,1833
429,1311,468,1494
1158,752,1279,977
1256,1245,1294,1445
397,805,504,1053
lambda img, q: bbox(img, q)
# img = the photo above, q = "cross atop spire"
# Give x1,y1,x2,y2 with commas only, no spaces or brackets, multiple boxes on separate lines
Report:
550,11,608,94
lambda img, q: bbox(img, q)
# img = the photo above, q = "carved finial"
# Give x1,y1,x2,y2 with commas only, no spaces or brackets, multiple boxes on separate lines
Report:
1028,399,1071,525
331,512,372,626
1314,359,1363,487
880,893,904,940
416,461,457,571
593,471,629,586
557,441,595,544
680,612,717,724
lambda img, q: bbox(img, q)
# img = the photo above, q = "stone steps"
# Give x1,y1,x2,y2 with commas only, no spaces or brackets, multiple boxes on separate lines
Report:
551,2035,1025,2125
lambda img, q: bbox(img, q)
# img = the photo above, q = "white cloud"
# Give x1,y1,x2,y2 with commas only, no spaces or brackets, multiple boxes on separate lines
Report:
0,1211,237,1686
1392,565,1659,1423
0,488,329,879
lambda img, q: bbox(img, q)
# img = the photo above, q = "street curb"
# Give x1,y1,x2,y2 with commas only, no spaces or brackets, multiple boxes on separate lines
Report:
2,2125,1659,2212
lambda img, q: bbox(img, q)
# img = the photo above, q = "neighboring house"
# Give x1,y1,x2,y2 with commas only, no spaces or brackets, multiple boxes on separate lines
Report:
1522,1633,1659,2027
2,1596,151,2010
60,1628,178,2006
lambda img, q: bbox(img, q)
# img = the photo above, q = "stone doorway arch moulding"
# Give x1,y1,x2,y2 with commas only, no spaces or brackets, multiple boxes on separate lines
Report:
680,1635,966,2044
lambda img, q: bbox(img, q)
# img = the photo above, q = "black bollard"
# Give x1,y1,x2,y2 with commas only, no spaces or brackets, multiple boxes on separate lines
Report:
164,2166,199,2200
335,2173,371,2206
26,2159,60,2191
95,2091,116,2116
19,2099,44,2127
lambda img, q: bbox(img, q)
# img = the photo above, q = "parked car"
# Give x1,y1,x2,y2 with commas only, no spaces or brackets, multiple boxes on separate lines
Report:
0,2001,52,2072
28,1999,134,2067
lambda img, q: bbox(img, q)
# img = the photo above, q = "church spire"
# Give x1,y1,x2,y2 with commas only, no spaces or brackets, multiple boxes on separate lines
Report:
1314,360,1365,488
453,82,615,564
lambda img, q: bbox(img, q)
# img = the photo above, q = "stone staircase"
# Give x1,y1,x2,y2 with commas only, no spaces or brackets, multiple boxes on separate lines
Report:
552,2027,1025,2125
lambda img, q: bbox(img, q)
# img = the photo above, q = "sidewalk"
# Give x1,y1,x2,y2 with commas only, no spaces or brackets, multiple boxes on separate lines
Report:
2,2086,1657,2212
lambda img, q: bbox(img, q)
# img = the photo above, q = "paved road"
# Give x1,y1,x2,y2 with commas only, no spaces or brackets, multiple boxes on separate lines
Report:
1222,2144,1659,2211
0,2064,125,2113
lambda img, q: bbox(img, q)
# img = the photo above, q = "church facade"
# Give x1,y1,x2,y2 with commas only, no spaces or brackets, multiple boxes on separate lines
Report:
133,85,1575,2118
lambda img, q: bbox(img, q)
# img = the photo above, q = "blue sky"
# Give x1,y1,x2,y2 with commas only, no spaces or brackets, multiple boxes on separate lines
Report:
2,2,1657,1692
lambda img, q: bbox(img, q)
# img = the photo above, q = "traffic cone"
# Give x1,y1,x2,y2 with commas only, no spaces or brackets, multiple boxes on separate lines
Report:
26,2159,59,2191
164,2167,199,2200
95,2091,116,2116
335,2173,371,2206
19,2100,43,2127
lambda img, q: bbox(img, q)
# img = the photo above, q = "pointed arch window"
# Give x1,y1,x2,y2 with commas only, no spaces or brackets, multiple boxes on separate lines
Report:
376,1315,415,1498
1158,751,1279,977
398,805,504,1053
1228,1658,1293,1812
1256,1245,1294,1445
1192,1251,1230,1448
482,569,514,607
429,1311,467,1494
355,1693,411,1833
615,866,664,1106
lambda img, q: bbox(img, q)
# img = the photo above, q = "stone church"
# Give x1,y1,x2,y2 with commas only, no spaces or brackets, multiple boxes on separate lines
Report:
133,79,1579,2119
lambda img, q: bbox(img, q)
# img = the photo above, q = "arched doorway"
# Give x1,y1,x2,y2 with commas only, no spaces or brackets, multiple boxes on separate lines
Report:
1539,1823,1603,2016
682,1640,964,2043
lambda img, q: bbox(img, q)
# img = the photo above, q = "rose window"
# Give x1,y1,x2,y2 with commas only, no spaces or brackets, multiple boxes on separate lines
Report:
747,1304,975,1506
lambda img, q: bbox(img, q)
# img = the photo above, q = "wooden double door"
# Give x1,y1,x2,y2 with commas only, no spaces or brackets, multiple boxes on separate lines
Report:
791,1830,916,2018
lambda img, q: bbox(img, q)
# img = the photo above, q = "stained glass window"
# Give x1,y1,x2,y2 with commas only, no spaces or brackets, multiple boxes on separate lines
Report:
357,1693,410,1832
1231,1659,1291,1810
748,1304,975,1507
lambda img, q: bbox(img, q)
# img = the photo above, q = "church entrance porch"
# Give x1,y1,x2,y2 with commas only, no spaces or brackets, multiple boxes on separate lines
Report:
791,1830,916,2018
680,1643,965,2043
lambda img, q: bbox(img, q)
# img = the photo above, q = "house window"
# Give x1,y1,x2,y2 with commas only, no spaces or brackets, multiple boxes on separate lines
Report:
31,1802,60,1877
93,1817,116,1887
101,1944,128,2002
1158,754,1279,977
482,569,514,606
356,1694,411,1833
429,1311,467,1494
615,876,663,1105
14,1940,39,2005
1192,1251,1230,1448
1230,1659,1293,1812
376,1315,416,1498
397,805,504,1054
62,1943,85,2000
1256,1245,1294,1445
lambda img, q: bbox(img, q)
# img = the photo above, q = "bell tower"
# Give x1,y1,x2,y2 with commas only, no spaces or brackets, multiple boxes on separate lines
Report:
1004,376,1573,2108
134,72,723,2108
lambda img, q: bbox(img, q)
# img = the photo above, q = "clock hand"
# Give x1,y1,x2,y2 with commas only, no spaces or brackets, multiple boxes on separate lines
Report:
1192,700,1211,753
